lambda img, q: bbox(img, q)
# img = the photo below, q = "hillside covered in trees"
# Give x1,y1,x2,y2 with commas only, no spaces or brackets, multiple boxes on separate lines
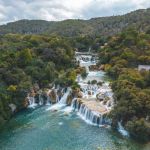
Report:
99,28,150,141
0,34,78,127
0,8,150,37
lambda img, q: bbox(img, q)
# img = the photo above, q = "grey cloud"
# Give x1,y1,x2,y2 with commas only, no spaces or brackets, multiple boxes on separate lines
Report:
82,0,150,18
0,0,150,25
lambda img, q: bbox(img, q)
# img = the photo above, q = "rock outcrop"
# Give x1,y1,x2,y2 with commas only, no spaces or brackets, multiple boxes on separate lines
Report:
48,89,57,104
73,88,83,98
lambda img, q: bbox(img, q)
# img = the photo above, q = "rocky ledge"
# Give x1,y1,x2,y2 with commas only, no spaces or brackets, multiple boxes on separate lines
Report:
75,98,111,114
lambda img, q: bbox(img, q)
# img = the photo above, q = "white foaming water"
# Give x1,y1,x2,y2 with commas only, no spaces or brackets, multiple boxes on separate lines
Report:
85,66,89,73
58,122,63,125
39,94,44,105
88,71,105,76
45,96,51,106
49,88,60,103
27,87,71,110
28,93,51,108
28,97,37,108
46,88,71,111
59,88,71,104
118,122,129,137
61,106,73,114
72,98,105,126
71,53,114,126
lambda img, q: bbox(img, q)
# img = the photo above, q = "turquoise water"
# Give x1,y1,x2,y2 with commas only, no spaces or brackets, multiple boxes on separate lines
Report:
0,106,149,150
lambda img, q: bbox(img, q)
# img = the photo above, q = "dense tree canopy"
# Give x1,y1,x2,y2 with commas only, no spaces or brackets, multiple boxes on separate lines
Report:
99,28,150,141
0,34,76,127
0,8,149,37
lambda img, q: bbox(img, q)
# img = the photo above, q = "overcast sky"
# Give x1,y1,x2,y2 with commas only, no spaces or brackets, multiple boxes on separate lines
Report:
0,0,150,25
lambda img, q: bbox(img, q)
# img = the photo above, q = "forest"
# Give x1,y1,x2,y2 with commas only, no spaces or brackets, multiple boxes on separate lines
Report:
0,8,149,37
99,28,150,141
0,34,77,127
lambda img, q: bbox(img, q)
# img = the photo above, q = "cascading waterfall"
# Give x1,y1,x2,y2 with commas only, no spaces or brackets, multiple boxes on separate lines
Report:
58,87,71,104
80,83,99,99
46,87,71,111
27,93,45,108
71,98,110,126
46,96,51,105
27,52,113,128
85,66,89,73
28,96,37,108
55,88,60,103
118,122,129,136
39,94,44,105
27,85,72,111
71,53,113,127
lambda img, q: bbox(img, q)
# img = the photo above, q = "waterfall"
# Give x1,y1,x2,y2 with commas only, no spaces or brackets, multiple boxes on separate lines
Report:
39,94,44,105
85,66,89,73
58,88,71,104
27,86,71,110
77,75,81,82
46,87,71,111
28,96,37,108
118,122,129,137
71,99,110,126
46,96,51,105
88,47,91,53
54,88,60,103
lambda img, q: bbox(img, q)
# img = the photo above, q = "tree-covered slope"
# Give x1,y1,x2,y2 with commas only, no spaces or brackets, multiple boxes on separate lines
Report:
99,28,150,141
0,34,77,127
0,8,150,37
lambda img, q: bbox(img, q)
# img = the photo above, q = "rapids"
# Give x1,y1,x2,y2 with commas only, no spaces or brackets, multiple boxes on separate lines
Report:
73,52,113,127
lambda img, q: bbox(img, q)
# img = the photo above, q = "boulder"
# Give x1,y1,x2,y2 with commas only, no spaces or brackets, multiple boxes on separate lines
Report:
99,65,105,70
96,92,110,102
49,89,57,104
66,94,73,105
107,101,111,107
88,91,92,95
33,83,40,92
72,88,83,98
96,93,105,101
57,89,64,99
29,89,36,97
89,65,98,71
23,98,29,107
77,91,83,98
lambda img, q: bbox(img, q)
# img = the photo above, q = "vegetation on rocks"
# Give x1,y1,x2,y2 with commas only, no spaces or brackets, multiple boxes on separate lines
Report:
80,68,88,79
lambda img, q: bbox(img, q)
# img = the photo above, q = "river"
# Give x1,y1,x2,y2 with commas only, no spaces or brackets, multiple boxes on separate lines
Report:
0,53,149,150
